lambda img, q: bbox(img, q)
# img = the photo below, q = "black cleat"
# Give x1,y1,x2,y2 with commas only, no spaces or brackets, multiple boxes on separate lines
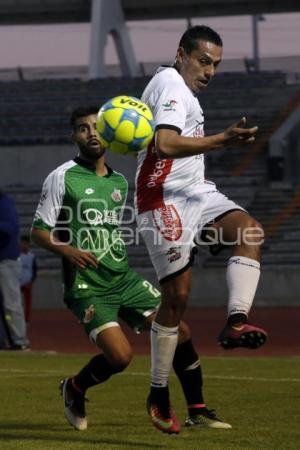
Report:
185,408,232,429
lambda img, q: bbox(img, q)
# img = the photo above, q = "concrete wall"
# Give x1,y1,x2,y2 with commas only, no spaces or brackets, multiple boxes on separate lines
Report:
2,145,137,186
2,145,75,186
32,265,300,310
189,266,300,307
32,270,65,309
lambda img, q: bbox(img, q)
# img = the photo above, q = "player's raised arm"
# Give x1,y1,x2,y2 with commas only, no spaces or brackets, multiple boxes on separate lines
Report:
155,117,258,159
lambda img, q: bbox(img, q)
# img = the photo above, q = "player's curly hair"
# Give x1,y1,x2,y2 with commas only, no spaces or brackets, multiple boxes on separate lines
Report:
179,25,223,54
70,106,99,129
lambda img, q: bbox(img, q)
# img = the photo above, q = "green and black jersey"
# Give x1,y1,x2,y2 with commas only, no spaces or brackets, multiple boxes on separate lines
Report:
33,157,130,296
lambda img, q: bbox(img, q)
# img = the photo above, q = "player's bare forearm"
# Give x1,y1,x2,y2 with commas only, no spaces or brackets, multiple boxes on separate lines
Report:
31,228,98,269
31,228,71,257
156,130,224,158
156,117,258,159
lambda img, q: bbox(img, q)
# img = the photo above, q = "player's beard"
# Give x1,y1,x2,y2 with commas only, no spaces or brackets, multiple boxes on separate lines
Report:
79,142,106,161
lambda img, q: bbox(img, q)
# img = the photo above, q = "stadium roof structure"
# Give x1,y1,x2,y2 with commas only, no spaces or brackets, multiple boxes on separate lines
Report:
3,0,300,79
1,0,300,24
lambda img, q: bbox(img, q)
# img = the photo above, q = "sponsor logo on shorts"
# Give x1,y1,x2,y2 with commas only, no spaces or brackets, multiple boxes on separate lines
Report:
83,305,96,324
152,205,182,241
166,246,182,263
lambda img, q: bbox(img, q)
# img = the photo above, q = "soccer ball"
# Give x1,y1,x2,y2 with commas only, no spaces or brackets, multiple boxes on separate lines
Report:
96,95,155,155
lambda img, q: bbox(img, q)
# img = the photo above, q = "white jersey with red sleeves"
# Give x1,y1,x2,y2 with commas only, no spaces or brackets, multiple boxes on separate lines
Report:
135,66,205,214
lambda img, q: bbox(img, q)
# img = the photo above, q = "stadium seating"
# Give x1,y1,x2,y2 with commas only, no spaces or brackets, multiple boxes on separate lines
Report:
2,71,300,270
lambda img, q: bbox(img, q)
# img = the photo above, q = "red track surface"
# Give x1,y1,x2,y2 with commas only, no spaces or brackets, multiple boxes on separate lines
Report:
28,307,300,357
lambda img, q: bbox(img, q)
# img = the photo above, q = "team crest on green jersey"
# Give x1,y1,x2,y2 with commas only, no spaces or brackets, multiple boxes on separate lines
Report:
111,188,122,202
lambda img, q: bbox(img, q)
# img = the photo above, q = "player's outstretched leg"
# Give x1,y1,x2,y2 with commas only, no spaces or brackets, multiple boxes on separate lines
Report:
218,318,267,350
210,212,267,350
147,386,181,434
220,253,267,349
60,378,87,431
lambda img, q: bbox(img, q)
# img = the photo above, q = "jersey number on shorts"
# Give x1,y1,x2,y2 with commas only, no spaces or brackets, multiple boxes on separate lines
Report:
142,280,160,298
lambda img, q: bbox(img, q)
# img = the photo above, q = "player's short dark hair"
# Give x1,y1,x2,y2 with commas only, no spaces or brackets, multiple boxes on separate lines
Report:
70,106,99,129
179,25,223,54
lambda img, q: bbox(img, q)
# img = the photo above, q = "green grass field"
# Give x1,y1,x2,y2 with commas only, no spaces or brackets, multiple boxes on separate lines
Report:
0,353,300,450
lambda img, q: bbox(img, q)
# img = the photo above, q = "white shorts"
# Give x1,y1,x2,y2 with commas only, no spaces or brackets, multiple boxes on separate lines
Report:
136,185,246,282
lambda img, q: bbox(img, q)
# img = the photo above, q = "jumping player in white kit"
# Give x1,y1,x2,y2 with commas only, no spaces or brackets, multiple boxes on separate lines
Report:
135,25,267,434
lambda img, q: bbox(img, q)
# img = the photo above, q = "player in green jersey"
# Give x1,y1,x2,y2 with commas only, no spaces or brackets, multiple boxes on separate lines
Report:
31,106,231,433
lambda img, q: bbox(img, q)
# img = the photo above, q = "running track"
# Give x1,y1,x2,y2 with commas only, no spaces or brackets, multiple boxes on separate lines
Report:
28,307,300,357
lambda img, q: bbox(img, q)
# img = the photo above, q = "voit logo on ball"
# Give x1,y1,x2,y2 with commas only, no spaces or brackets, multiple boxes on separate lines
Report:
96,95,155,155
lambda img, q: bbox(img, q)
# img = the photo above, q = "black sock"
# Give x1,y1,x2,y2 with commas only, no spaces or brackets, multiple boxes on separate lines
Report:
149,386,170,418
173,339,205,415
73,354,118,393
150,385,169,401
227,313,247,326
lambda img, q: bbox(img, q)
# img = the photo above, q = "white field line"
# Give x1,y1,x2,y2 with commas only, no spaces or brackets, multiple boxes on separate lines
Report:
128,373,300,383
0,368,299,383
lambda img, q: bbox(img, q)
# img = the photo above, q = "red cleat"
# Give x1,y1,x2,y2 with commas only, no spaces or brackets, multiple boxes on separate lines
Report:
218,322,267,350
147,394,181,434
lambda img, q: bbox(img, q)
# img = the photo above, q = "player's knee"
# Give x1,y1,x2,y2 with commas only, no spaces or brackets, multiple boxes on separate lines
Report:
168,289,189,313
178,320,191,344
242,217,264,247
161,281,190,320
108,350,133,373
